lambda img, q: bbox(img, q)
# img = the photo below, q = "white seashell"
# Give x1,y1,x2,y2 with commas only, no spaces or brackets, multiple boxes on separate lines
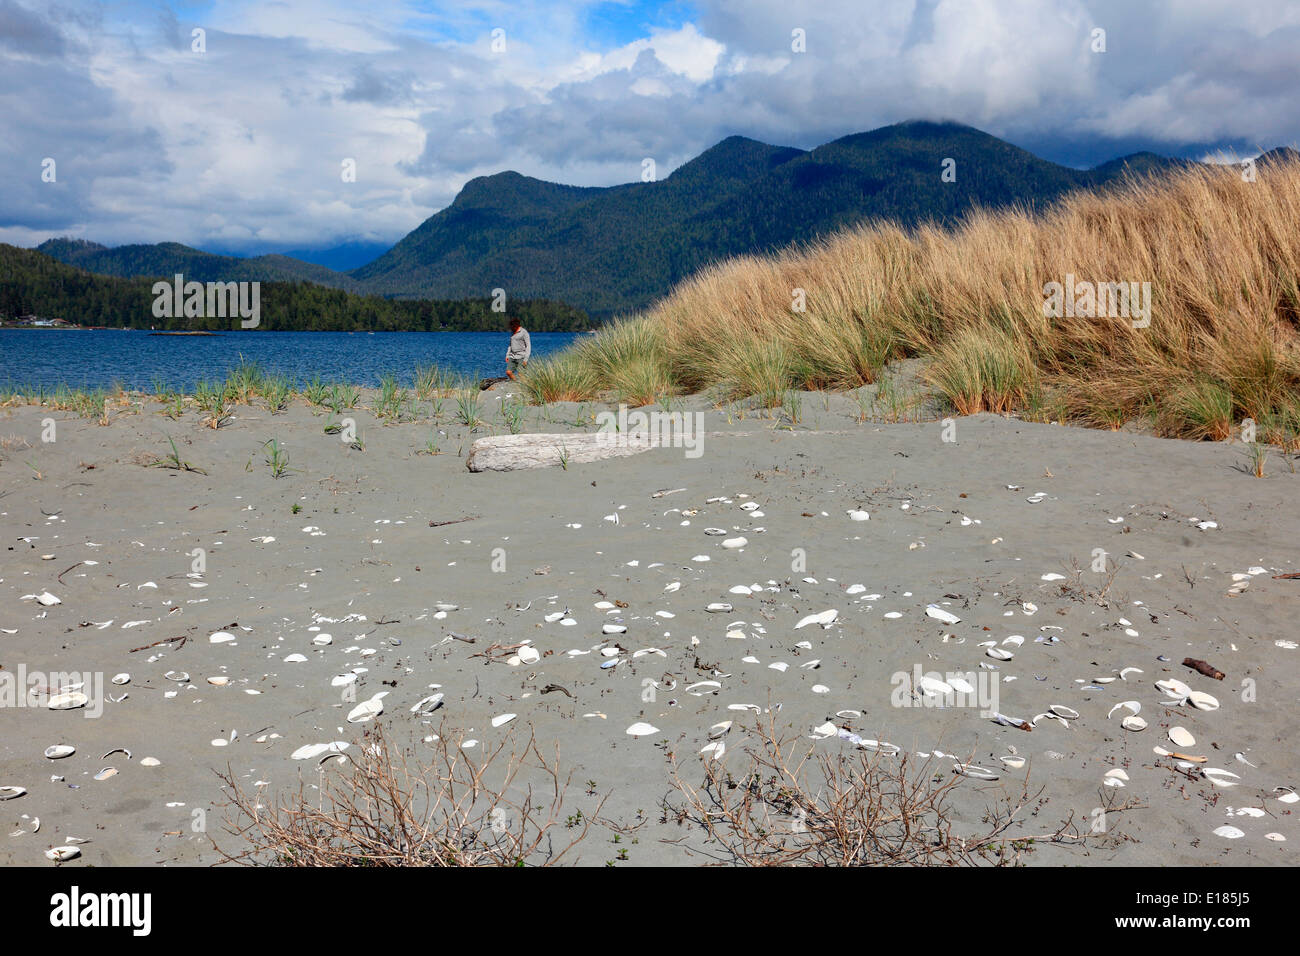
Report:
517,645,540,665
768,662,788,672
435,603,459,612
1119,667,1143,680
1212,825,1245,839
986,647,1013,660
709,721,732,739
686,681,722,695
948,676,974,694
916,675,953,696
706,603,733,613
740,501,760,511
111,673,130,685
0,786,27,800
1121,715,1147,731
1203,768,1240,788
1000,755,1026,770
810,722,838,739
312,634,333,646
291,742,349,760
30,591,61,606
164,670,190,682
602,624,627,634
1188,691,1219,711
1041,573,1066,581
347,692,388,723
491,713,516,728
1104,768,1130,781
794,609,838,629
140,758,160,767
44,745,75,759
847,510,869,521
699,742,725,760
47,692,88,711
1108,700,1141,719
1169,726,1195,747
94,767,117,781
721,537,748,549
1049,705,1080,720
206,676,229,686
1155,678,1192,700
1265,832,1286,841
45,846,80,862
283,654,307,663
331,673,358,687
1276,788,1299,804
925,606,960,625
953,763,999,781
410,693,444,714
209,631,235,644
625,722,659,737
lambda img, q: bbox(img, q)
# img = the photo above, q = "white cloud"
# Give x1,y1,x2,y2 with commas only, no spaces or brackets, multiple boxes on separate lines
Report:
2,0,1298,255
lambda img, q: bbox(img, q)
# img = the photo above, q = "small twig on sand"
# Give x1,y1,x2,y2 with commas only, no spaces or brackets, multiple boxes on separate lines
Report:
57,561,84,584
541,684,574,698
128,635,188,653
428,514,480,528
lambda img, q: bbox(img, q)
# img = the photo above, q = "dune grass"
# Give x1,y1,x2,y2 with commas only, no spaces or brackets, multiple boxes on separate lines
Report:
521,158,1300,438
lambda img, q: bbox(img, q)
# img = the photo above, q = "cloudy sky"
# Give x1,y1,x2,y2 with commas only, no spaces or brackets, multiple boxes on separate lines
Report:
3,0,1298,263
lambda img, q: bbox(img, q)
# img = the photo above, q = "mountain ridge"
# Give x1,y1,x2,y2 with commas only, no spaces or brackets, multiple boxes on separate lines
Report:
37,122,1230,317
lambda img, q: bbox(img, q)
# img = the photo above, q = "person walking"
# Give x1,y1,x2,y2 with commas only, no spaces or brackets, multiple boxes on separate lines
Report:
505,317,531,380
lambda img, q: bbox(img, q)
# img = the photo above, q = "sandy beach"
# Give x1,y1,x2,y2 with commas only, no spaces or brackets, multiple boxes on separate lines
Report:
1,377,1297,866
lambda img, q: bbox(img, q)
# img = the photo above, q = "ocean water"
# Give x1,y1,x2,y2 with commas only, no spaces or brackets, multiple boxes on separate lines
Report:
0,329,584,391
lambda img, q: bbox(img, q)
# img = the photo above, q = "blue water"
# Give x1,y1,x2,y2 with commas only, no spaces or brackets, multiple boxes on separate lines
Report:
0,329,584,390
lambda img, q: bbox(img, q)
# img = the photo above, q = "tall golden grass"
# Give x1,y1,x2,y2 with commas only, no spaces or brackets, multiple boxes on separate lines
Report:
523,158,1300,440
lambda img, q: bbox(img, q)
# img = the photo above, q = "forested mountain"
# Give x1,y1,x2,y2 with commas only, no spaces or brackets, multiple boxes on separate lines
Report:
0,245,590,332
350,122,1192,315
37,238,359,291
29,122,1203,319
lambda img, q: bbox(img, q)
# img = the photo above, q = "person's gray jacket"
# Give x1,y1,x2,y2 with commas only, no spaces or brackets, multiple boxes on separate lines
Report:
506,328,531,362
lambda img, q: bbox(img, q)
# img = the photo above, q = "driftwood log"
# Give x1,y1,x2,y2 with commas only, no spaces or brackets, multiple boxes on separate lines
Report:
466,429,870,472
466,433,662,472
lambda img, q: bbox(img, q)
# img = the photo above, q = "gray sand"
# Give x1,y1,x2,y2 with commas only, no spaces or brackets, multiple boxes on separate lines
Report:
1,384,1296,866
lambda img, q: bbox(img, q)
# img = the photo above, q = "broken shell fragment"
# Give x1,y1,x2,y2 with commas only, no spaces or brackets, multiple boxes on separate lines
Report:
953,763,999,781
1121,715,1147,732
625,722,659,737
925,605,961,625
1188,691,1219,711
1168,726,1195,748
44,745,75,760
1049,705,1080,720
0,786,27,800
45,846,80,862
47,692,88,711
